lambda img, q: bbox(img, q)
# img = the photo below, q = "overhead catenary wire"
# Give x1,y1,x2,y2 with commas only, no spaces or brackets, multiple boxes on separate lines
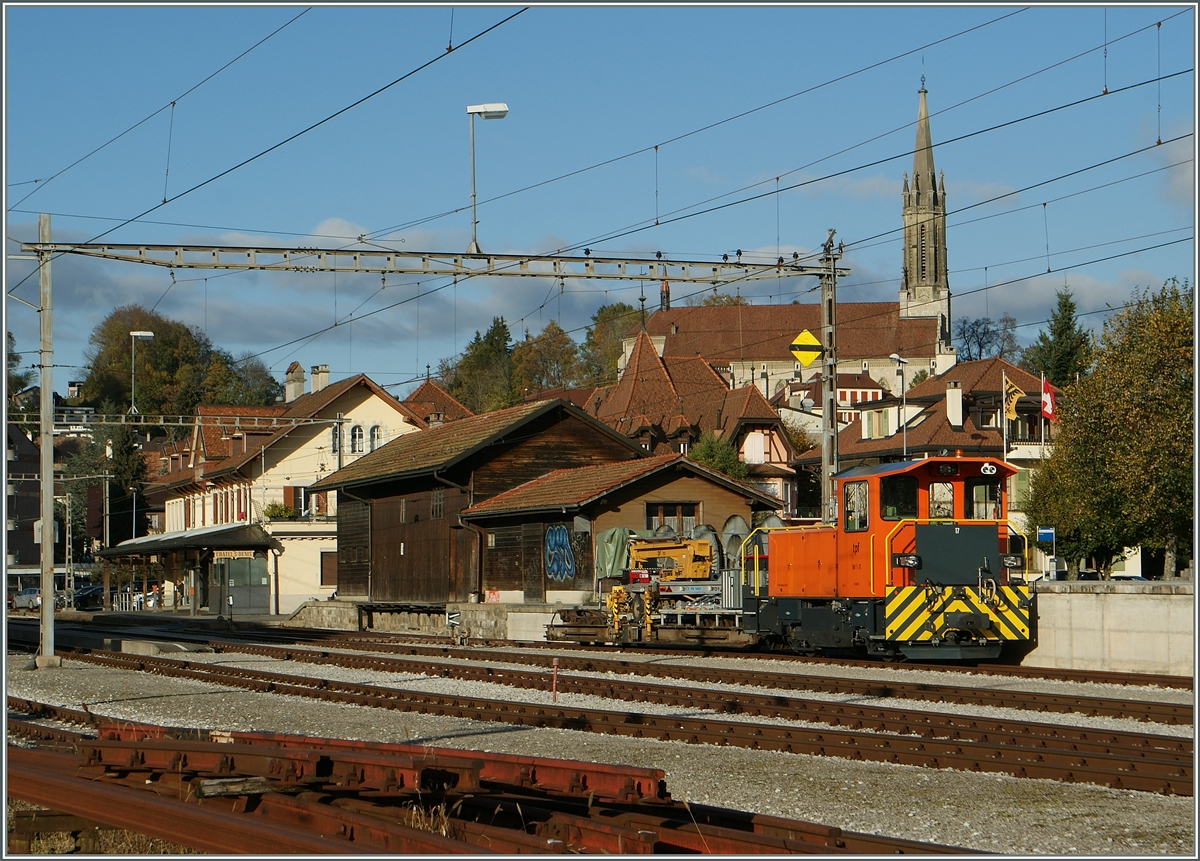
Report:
6,7,314,209
3,8,528,301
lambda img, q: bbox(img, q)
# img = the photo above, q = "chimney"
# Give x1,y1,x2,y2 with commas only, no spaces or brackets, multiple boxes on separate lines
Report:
284,362,306,402
946,380,963,427
427,412,445,429
310,364,329,394
660,280,671,311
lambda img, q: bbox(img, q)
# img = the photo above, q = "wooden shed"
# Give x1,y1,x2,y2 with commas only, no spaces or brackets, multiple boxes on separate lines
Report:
308,399,644,605
460,453,783,603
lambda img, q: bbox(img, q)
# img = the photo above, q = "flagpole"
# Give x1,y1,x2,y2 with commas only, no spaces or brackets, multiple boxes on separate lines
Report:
1040,373,1045,461
1002,370,1008,464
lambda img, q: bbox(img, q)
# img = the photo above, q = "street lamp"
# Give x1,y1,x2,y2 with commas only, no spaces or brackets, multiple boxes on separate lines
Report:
466,102,509,254
890,353,909,458
129,330,154,415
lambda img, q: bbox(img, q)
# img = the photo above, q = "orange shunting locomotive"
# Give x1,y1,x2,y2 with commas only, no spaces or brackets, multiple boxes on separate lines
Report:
743,454,1034,660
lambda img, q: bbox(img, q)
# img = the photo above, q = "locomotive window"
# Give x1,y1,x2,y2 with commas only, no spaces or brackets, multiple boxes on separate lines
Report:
880,476,918,520
929,482,954,519
965,478,1001,519
843,481,869,532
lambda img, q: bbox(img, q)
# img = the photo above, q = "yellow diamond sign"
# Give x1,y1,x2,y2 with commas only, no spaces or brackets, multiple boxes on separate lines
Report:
790,329,823,367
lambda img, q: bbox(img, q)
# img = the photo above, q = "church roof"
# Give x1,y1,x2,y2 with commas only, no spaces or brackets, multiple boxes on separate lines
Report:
635,303,938,364
913,84,936,189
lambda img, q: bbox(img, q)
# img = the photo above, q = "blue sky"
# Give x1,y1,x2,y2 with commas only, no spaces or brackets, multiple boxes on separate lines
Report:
5,4,1195,399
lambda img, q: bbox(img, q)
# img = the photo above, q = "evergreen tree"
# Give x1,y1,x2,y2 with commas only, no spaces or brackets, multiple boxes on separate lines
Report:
442,317,517,413
7,330,34,398
1021,289,1093,386
688,431,747,481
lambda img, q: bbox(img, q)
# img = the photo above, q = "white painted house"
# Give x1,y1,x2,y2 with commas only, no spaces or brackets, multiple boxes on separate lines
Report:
148,364,426,613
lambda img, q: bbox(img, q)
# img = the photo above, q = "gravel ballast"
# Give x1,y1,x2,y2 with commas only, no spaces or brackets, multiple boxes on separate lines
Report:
5,652,1195,855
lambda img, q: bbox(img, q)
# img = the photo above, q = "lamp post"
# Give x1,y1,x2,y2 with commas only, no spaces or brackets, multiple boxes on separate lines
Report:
890,353,909,458
466,103,509,254
129,485,138,541
129,330,154,415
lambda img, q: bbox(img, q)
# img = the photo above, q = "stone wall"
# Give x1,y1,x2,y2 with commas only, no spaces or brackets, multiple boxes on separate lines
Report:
1023,581,1193,676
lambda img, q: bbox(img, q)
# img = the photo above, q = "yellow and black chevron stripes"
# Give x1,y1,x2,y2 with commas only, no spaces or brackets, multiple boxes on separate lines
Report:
884,585,1032,643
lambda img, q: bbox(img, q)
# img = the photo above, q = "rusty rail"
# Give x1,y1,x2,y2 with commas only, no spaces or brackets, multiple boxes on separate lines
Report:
7,699,975,854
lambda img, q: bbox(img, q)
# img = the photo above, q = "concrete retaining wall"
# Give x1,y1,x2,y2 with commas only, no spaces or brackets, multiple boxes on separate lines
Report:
285,599,557,642
1023,581,1193,677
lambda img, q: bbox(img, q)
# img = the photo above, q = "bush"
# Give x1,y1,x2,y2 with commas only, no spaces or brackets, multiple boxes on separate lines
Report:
262,502,297,520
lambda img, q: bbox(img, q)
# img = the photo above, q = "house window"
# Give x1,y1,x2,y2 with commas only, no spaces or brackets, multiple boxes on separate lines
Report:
981,410,997,428
430,487,445,520
369,425,383,451
929,482,954,519
330,426,340,453
645,503,697,534
399,498,406,523
350,425,364,453
843,480,869,532
320,551,337,587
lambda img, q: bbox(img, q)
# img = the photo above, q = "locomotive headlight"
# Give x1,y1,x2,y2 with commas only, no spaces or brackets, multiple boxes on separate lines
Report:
1000,554,1025,570
892,554,922,569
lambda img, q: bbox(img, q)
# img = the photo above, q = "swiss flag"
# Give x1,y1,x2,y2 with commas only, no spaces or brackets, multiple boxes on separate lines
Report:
1041,377,1058,422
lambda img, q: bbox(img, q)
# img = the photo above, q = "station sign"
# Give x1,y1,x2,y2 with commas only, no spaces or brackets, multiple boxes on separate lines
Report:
1036,526,1055,542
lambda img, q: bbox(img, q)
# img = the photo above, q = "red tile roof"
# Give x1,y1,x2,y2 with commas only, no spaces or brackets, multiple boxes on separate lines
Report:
460,453,782,517
310,399,643,491
587,330,784,450
402,379,474,422
637,303,941,362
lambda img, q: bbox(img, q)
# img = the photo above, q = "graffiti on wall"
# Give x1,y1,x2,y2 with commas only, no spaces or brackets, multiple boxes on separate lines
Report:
543,524,577,582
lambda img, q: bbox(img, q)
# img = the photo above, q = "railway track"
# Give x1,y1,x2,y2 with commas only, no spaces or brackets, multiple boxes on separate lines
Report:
7,697,973,855
16,616,1193,690
10,619,1189,722
209,637,1193,726
14,644,1193,796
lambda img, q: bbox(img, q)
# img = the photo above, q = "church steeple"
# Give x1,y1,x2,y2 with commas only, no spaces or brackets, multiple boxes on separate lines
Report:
900,79,950,340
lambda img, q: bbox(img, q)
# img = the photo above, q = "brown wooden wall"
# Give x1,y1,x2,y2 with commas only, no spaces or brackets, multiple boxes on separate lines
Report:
368,483,470,604
472,416,634,500
483,520,593,597
335,495,371,596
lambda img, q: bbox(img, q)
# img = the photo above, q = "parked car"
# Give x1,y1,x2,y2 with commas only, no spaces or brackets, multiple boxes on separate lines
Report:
73,585,106,611
12,587,42,610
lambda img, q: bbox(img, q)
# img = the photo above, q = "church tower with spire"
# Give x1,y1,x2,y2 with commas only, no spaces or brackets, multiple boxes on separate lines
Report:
899,80,950,341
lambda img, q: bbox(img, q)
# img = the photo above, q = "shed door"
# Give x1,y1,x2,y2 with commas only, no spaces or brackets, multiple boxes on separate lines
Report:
521,522,545,602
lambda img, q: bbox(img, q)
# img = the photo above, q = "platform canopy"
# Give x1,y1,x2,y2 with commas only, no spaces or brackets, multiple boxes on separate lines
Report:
97,523,276,559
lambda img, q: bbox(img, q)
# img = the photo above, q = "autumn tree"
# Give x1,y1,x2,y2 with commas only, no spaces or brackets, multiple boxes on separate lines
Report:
80,305,282,423
996,313,1021,363
579,302,637,386
1021,288,1093,386
439,316,518,414
1024,279,1193,577
511,320,582,396
687,290,749,307
688,431,747,481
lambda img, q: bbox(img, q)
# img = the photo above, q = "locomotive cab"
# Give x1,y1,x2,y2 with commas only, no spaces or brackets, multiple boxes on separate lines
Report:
752,455,1034,660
